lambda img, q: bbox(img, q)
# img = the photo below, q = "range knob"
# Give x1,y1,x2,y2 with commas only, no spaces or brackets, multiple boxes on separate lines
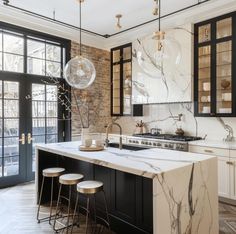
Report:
164,144,169,148
153,143,157,146
129,140,132,143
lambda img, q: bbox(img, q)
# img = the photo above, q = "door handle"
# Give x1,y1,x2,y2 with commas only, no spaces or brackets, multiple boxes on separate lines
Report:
27,133,34,144
226,161,234,165
19,133,25,145
204,149,213,153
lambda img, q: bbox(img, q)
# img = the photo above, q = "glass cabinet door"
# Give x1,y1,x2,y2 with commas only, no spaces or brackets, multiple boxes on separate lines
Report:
112,64,121,115
195,14,234,117
123,62,132,115
198,45,211,114
111,44,132,116
216,17,232,114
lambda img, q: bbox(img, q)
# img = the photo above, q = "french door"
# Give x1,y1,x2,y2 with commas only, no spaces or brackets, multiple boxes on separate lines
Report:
0,73,65,187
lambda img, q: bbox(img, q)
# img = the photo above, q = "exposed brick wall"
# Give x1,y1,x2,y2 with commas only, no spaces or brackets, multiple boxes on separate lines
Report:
70,42,111,137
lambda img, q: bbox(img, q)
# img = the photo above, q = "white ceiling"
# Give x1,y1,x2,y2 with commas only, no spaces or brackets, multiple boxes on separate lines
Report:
1,0,236,50
7,0,203,35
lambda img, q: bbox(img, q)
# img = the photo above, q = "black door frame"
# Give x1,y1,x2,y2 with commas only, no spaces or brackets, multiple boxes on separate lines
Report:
0,21,71,187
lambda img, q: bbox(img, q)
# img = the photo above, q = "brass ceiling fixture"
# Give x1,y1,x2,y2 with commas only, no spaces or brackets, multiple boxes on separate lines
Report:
152,0,159,16
152,0,165,51
115,14,122,30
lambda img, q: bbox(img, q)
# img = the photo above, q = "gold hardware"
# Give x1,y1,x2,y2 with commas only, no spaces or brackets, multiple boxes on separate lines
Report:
204,149,213,153
27,133,34,144
226,161,234,165
19,133,25,145
115,14,122,30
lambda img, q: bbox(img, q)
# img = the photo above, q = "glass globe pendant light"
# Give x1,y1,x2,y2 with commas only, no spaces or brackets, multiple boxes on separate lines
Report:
64,0,96,89
136,0,181,79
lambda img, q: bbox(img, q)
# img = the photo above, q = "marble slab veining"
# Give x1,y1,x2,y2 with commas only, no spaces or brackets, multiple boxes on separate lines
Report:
36,141,219,234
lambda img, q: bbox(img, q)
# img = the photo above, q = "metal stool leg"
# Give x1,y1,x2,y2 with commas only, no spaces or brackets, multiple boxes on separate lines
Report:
92,194,97,233
53,183,62,231
37,176,45,223
102,190,111,231
71,193,79,234
85,196,90,234
49,177,54,224
65,185,72,234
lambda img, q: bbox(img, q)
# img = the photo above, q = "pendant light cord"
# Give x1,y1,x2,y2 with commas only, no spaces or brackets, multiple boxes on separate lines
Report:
158,0,161,31
79,0,82,56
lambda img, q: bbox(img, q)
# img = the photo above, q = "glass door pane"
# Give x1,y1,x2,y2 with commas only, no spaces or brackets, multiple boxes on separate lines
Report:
198,45,211,114
216,40,232,114
0,81,20,177
31,83,58,171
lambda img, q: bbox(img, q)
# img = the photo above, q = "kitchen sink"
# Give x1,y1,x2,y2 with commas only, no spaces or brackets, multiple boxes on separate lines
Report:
108,143,148,151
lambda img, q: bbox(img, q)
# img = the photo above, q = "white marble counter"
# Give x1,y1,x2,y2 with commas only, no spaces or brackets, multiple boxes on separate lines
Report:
36,141,219,234
189,139,236,150
36,141,215,179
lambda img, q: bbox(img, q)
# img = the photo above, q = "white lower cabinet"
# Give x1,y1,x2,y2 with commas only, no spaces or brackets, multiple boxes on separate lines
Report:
189,145,235,199
218,156,230,198
229,150,236,200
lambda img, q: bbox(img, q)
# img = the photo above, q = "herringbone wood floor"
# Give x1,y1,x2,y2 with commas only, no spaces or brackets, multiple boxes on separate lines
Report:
0,182,111,234
0,182,236,233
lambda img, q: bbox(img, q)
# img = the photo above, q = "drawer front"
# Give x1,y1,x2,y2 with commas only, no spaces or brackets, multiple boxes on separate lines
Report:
230,150,236,159
189,145,229,157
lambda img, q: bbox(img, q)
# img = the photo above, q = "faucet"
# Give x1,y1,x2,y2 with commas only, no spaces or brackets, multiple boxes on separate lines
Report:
217,117,235,142
105,122,123,150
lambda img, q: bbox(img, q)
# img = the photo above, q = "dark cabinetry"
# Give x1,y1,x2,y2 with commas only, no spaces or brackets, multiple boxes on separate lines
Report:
194,12,236,117
38,151,153,234
111,43,143,117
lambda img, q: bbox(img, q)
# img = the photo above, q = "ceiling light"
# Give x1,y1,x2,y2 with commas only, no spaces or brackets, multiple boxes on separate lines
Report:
136,0,181,78
152,0,159,16
64,0,96,89
116,14,122,30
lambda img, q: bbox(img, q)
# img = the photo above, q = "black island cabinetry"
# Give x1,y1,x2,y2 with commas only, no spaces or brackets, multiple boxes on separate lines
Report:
37,150,153,234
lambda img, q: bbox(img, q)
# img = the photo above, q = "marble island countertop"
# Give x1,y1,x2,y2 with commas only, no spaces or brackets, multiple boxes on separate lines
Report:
36,141,216,179
189,139,236,150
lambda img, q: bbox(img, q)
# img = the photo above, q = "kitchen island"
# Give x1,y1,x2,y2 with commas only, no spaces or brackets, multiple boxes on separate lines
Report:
36,141,218,234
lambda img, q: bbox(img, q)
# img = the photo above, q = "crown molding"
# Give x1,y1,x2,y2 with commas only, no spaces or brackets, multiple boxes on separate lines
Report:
0,0,236,51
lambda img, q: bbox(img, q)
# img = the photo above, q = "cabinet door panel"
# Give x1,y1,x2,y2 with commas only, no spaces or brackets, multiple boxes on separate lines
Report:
111,170,136,223
218,157,230,198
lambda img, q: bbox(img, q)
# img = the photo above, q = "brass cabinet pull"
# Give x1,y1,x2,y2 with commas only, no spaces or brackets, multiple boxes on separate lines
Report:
226,161,234,165
27,133,34,144
19,133,25,145
204,149,213,153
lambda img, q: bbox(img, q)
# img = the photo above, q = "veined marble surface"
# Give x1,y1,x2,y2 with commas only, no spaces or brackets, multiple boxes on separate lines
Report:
189,139,236,150
36,141,214,179
36,141,218,234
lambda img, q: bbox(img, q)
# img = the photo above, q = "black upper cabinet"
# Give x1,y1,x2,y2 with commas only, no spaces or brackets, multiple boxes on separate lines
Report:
111,43,132,116
194,12,236,117
111,43,143,117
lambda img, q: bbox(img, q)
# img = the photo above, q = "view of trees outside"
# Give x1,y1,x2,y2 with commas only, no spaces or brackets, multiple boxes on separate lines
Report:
0,30,62,176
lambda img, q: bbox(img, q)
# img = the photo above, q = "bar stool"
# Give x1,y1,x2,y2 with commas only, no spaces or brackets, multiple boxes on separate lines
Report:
71,180,110,234
53,173,84,233
37,167,65,224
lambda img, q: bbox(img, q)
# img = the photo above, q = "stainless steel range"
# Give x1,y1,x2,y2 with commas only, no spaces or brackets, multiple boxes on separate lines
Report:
126,133,202,152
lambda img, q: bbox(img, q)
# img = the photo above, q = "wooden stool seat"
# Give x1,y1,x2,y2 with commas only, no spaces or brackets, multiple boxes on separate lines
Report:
59,173,84,185
77,180,103,194
42,167,65,177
